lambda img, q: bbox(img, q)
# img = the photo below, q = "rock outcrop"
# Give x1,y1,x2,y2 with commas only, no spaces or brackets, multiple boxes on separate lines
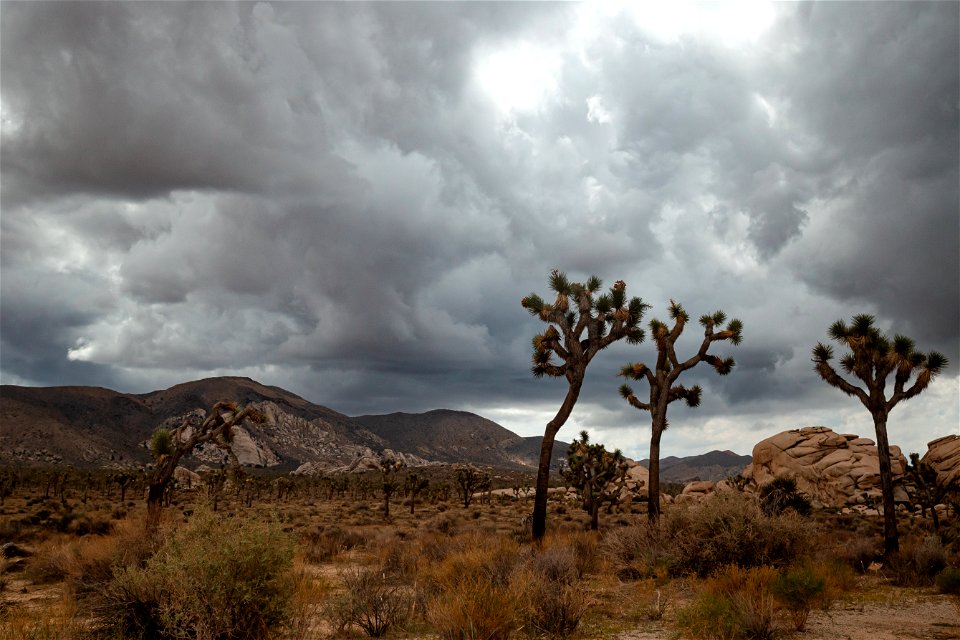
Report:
921,435,960,489
742,426,908,508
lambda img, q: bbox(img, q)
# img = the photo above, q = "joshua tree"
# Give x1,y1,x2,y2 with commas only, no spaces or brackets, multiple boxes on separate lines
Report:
455,466,488,508
522,270,648,541
812,313,947,554
404,472,429,515
619,301,742,525
562,431,629,530
378,457,405,519
905,452,947,530
147,400,265,528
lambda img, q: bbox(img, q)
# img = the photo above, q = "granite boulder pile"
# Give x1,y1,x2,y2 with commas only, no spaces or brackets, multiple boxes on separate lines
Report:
742,426,908,508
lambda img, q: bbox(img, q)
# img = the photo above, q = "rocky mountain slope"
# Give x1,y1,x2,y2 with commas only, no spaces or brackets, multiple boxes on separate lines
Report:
0,377,564,472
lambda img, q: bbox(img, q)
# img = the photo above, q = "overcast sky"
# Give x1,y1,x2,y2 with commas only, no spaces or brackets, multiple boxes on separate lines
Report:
2,2,957,460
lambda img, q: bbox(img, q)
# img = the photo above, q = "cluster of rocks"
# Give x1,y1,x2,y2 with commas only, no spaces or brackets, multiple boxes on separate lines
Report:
741,426,908,508
293,448,436,475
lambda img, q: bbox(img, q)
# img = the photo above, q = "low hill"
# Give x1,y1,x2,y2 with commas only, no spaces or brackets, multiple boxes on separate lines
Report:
639,450,752,483
352,409,566,470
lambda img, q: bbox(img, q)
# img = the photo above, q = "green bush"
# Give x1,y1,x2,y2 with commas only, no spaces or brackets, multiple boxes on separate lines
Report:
936,567,960,595
98,508,295,640
759,477,811,517
606,493,815,579
772,563,825,631
676,565,779,640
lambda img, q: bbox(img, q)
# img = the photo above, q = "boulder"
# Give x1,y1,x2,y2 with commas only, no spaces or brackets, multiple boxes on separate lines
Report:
921,435,960,489
174,466,203,489
742,426,908,508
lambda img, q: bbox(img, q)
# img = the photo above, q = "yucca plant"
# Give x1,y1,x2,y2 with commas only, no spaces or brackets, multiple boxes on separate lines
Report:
562,431,629,531
522,270,649,541
812,313,948,554
619,301,742,524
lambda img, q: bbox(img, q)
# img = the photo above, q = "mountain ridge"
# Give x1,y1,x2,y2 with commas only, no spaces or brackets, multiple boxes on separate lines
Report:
0,377,565,472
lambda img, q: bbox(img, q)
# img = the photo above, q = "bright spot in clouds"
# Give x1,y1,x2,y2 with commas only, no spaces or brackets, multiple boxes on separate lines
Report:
474,41,561,114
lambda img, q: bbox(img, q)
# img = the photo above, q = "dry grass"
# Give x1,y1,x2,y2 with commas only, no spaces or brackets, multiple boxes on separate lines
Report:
1,471,957,640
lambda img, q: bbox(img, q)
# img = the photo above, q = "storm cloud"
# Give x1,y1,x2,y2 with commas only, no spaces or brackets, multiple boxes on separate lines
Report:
2,2,957,459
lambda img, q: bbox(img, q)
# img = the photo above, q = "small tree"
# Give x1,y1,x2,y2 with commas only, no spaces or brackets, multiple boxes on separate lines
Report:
619,301,742,524
404,472,429,515
378,457,404,519
561,431,629,530
455,466,487,508
146,400,265,529
905,452,947,530
522,270,648,541
812,313,947,554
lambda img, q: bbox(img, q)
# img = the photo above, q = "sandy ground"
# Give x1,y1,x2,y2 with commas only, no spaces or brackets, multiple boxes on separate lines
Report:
618,591,959,640
3,565,957,639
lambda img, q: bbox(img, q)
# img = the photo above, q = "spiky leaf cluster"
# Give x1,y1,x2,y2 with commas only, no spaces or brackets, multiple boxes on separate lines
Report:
522,270,650,378
150,428,174,460
620,301,743,417
812,314,948,411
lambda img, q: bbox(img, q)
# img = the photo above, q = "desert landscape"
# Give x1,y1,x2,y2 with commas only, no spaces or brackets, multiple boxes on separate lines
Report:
1,377,958,639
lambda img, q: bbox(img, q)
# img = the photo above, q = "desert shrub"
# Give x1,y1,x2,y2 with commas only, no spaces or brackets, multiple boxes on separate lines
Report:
288,567,328,640
812,558,856,610
885,537,948,586
629,578,673,621
424,511,458,535
772,562,825,631
838,536,880,573
0,594,85,640
519,546,590,638
676,565,779,640
675,589,740,640
376,537,419,583
301,525,366,563
607,494,814,579
97,508,295,640
421,535,525,640
326,567,411,637
601,523,672,580
550,530,601,578
759,477,811,517
936,566,960,595
33,519,157,595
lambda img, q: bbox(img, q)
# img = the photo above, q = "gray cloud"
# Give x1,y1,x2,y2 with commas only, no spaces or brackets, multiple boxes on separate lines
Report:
1,2,956,456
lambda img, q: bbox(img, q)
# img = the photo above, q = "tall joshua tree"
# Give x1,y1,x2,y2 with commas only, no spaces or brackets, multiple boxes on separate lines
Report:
147,400,265,529
522,270,648,541
812,314,947,554
619,301,743,525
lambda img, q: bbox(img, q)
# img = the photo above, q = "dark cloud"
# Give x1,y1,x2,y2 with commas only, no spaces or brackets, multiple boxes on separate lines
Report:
1,2,956,456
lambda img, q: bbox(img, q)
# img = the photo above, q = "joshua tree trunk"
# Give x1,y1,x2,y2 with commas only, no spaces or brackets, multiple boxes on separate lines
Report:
648,417,665,525
873,415,900,554
532,382,582,542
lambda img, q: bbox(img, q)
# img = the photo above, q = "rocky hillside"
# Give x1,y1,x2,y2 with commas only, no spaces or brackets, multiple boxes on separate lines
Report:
0,377,563,473
639,450,752,483
353,410,563,469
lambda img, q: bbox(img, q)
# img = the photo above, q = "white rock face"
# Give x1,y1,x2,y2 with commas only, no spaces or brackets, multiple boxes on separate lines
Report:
742,426,908,507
